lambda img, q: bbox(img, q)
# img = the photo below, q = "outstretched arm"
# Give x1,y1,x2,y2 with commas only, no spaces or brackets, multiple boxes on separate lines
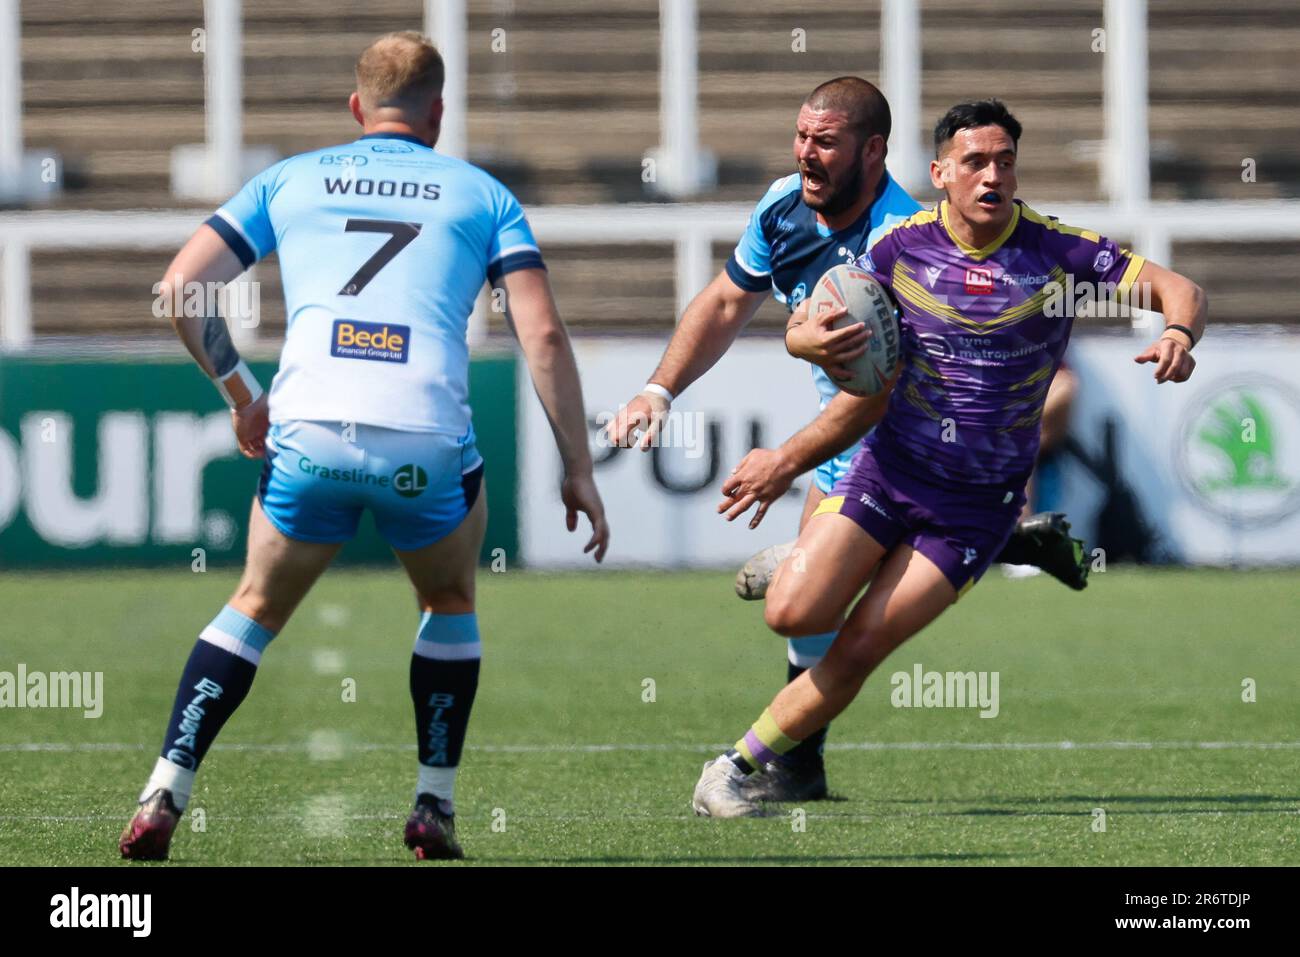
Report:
500,266,609,561
603,270,767,449
156,224,268,458
1131,260,1207,383
718,382,896,528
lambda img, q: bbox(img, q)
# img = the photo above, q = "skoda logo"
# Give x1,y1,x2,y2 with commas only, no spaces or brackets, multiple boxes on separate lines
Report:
392,463,428,498
1176,375,1300,527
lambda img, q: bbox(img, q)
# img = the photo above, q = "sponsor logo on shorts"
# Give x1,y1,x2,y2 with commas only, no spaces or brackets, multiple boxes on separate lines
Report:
331,319,410,363
298,455,391,488
964,267,994,294
858,492,890,519
393,463,428,498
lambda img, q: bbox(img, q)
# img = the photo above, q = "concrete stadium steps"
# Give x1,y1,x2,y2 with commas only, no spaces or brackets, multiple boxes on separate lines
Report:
1173,241,1300,326
12,0,1300,335
30,249,284,337
20,0,1299,208
26,239,796,338
28,235,1297,340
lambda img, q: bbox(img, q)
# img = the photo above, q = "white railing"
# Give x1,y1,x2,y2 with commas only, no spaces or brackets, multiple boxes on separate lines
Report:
3,199,1298,349
2,0,1296,347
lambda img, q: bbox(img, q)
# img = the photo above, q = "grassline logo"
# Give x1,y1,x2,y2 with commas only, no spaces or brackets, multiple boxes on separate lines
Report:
0,664,103,718
393,463,428,498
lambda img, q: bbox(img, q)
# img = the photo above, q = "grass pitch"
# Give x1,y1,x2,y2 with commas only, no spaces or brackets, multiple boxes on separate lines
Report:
0,566,1296,866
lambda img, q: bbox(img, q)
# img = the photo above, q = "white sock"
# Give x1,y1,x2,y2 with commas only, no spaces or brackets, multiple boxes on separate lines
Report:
140,756,195,811
417,764,457,808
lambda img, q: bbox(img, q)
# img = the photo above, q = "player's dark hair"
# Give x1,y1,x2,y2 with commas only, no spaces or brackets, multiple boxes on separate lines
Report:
933,99,1022,157
804,77,892,152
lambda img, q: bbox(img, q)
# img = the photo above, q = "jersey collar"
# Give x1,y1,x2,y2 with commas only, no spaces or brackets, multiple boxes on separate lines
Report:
359,132,432,148
940,199,1021,260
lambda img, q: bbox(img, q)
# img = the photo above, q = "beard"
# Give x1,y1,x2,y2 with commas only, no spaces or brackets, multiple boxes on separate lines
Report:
802,159,865,216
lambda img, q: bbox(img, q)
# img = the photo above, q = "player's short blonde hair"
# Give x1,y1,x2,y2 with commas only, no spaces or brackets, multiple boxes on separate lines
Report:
355,32,445,114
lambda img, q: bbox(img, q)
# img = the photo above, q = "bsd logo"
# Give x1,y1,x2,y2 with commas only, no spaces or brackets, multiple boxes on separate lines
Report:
392,464,428,498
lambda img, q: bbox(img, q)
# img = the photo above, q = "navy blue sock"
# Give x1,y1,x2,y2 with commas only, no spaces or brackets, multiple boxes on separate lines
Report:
410,612,482,802
158,605,274,773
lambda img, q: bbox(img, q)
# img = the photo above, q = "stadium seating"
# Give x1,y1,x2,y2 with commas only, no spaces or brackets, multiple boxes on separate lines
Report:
16,0,1300,337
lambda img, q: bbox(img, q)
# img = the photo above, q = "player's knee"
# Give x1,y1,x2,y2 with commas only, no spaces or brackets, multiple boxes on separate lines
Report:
418,582,475,616
228,588,287,634
764,592,832,638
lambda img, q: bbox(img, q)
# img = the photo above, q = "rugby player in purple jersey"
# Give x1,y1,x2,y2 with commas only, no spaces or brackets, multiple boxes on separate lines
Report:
693,99,1205,817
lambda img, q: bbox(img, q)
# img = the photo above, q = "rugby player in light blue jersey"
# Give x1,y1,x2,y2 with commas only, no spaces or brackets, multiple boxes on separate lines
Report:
692,99,1205,817
607,79,1083,805
120,32,608,861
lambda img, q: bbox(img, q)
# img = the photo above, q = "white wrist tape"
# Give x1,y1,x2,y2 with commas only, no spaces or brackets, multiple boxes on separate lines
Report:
213,359,264,410
642,382,674,404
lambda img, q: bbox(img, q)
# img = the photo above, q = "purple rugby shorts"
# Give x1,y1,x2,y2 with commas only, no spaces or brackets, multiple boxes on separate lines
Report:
816,443,1026,596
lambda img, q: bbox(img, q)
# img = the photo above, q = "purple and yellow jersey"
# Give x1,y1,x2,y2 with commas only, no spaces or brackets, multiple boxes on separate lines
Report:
857,199,1145,487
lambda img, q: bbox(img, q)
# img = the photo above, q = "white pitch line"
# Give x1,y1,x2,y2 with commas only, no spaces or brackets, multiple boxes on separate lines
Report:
2,740,1300,754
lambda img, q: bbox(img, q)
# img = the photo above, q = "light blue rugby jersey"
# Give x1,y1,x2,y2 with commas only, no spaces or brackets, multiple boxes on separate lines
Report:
726,170,921,410
207,131,544,435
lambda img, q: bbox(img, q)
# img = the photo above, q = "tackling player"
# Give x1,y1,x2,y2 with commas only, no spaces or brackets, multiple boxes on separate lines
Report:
606,79,1084,804
692,98,1205,817
119,32,608,860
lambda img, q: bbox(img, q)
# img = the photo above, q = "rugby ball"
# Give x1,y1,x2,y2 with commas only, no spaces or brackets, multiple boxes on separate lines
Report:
806,263,900,397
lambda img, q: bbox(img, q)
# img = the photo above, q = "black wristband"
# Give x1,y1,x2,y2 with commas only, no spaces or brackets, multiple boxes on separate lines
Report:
1162,323,1197,348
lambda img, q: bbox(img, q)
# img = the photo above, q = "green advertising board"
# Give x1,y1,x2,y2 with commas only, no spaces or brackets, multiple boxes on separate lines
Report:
0,354,517,567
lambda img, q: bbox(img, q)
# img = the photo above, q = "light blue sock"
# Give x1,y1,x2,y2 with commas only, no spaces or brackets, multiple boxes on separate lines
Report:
787,632,836,670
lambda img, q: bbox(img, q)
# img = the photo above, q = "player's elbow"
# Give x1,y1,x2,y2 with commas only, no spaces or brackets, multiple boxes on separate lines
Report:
1190,281,1209,323
519,318,568,354
1161,271,1207,324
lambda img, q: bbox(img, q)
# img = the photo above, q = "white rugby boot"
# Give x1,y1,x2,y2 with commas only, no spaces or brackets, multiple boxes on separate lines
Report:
692,758,766,818
734,540,796,601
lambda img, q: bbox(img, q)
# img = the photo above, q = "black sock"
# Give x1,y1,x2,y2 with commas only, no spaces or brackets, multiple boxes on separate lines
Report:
783,661,828,768
159,638,259,772
410,655,481,768
724,749,755,775
410,613,483,807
